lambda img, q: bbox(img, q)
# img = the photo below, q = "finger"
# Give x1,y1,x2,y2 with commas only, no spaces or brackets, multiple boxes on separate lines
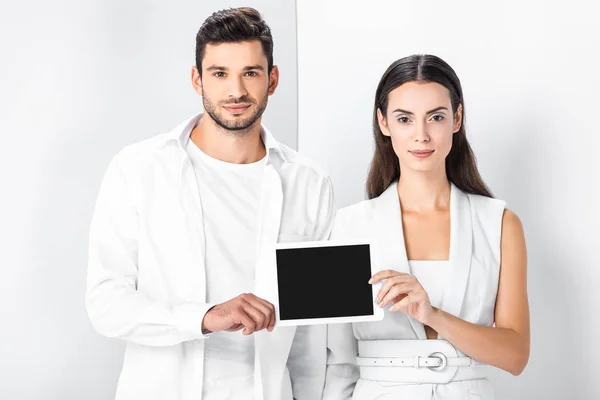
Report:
233,307,257,335
376,280,392,304
376,275,412,303
375,275,400,302
370,270,409,284
245,296,273,331
245,295,274,331
248,295,276,331
266,302,276,331
390,295,412,313
240,300,268,332
380,282,416,307
378,274,420,301
390,291,427,313
369,269,398,284
271,303,276,331
226,324,244,332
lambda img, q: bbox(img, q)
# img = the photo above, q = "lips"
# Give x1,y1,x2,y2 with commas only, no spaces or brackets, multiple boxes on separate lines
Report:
409,149,434,158
410,150,434,154
224,103,250,109
223,103,251,114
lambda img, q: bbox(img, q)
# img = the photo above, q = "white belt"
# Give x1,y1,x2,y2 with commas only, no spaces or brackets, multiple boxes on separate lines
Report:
357,340,487,384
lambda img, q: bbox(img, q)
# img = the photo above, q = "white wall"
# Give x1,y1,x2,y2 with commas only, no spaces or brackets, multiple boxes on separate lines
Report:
297,0,599,398
0,1,297,398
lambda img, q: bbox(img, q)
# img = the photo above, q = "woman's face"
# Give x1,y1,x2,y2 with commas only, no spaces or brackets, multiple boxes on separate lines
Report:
378,81,462,174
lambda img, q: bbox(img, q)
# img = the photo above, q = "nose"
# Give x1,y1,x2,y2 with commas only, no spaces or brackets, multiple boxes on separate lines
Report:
228,75,248,100
414,121,430,143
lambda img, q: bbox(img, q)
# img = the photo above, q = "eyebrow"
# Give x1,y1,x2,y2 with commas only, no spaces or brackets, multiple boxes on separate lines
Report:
243,65,265,71
206,65,227,71
205,65,265,72
391,106,449,115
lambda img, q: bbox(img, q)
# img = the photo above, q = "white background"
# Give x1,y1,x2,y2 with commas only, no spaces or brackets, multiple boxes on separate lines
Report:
0,1,297,398
2,0,598,398
297,0,599,398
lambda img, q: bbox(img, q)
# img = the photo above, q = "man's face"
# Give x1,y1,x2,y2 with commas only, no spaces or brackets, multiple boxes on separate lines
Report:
193,40,278,134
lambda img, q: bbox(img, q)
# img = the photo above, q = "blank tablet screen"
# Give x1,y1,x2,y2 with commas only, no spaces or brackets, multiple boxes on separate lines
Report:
275,244,374,321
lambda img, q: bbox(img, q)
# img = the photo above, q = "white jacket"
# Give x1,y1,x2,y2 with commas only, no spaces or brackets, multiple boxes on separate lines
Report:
86,114,335,400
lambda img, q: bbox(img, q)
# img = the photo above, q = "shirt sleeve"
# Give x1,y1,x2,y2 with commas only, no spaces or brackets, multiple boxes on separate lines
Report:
311,176,336,242
86,151,214,346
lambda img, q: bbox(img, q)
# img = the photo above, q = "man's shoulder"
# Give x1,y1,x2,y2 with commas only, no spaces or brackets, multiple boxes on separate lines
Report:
112,114,197,168
277,143,330,182
111,132,173,170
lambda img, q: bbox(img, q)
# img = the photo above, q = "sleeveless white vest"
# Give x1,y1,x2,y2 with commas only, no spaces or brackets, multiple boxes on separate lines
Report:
332,180,506,337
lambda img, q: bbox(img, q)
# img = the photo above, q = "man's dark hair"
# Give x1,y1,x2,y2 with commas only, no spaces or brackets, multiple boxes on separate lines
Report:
195,7,274,77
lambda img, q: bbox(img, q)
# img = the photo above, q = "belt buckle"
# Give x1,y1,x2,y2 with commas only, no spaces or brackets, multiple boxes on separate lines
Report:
427,352,448,372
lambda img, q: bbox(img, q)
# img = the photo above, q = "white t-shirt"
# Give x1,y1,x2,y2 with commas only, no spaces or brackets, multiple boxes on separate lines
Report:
186,137,266,400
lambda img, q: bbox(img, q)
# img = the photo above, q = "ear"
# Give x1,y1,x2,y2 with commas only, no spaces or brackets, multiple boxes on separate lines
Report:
453,103,463,133
267,65,279,96
191,66,203,96
377,108,391,137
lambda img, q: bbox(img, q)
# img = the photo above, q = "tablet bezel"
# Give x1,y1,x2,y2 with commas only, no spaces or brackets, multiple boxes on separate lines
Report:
273,238,384,327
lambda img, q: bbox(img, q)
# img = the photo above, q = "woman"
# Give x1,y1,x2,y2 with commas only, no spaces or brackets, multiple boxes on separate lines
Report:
323,55,530,399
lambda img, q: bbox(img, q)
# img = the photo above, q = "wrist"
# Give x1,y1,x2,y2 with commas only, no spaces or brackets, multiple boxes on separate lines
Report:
201,306,216,333
423,306,442,327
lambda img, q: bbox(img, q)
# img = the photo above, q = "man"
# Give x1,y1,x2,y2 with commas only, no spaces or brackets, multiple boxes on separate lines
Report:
86,7,334,400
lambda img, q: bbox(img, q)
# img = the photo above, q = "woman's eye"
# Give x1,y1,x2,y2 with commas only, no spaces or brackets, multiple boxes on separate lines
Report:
397,116,410,123
431,114,445,122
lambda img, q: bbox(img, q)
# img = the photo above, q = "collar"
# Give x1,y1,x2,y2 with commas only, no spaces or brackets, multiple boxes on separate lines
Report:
164,113,287,163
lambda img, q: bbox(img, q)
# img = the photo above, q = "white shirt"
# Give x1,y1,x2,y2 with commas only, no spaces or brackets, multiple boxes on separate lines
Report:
186,137,266,399
86,113,335,400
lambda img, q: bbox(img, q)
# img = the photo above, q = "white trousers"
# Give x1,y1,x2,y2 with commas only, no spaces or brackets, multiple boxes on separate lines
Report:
351,378,495,400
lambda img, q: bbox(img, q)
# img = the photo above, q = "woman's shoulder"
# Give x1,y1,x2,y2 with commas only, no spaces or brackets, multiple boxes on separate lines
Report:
466,191,507,219
465,192,521,228
464,191,525,263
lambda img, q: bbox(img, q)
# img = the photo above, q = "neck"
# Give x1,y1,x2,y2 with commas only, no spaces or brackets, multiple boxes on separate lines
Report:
397,165,450,212
189,114,266,164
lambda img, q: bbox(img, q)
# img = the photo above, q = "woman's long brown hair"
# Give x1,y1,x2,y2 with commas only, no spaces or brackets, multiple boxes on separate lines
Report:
366,54,493,199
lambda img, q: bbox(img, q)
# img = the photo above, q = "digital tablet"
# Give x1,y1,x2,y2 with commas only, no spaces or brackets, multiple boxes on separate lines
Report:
274,239,384,326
